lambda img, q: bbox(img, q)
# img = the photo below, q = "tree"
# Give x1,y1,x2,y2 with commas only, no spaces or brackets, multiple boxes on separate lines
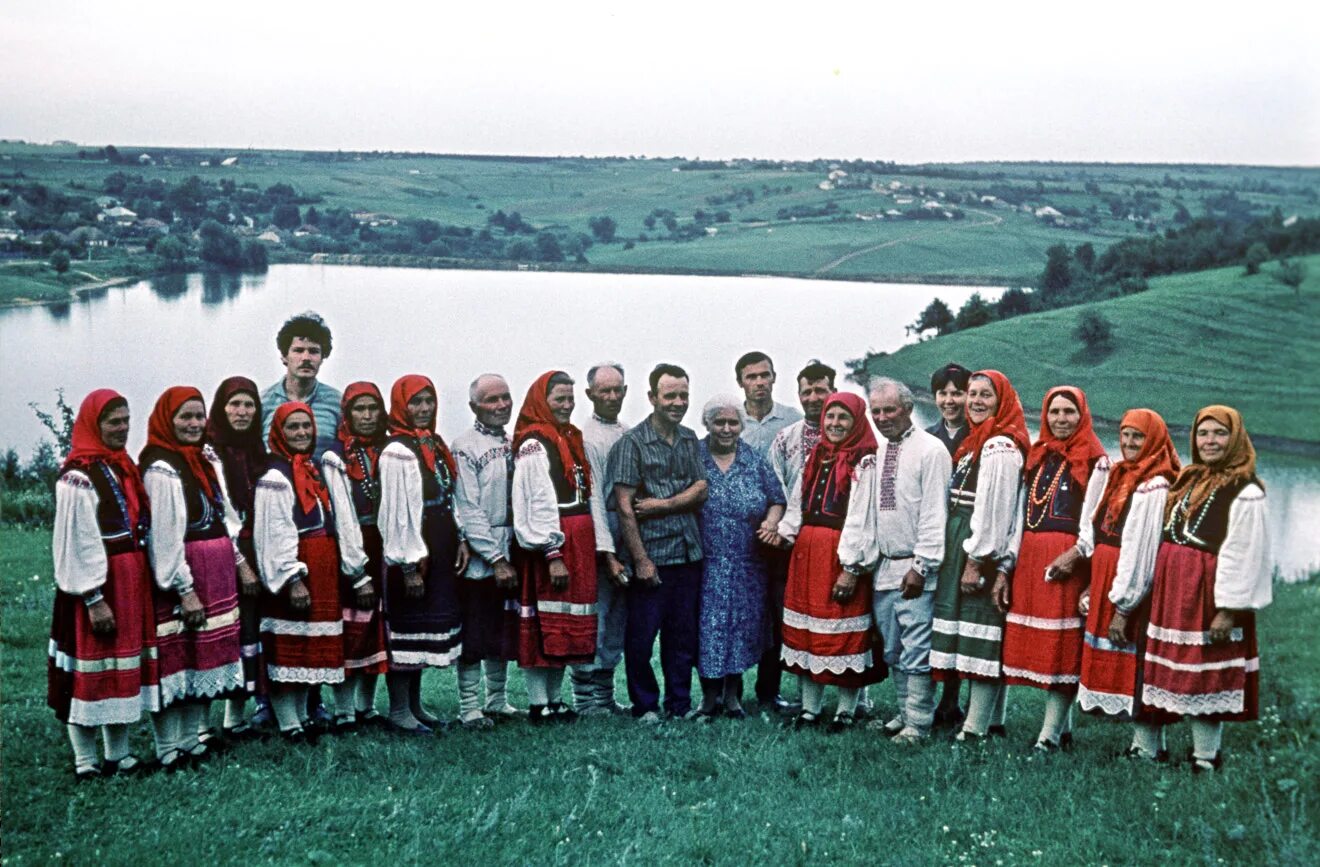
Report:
908,297,955,336
241,241,269,271
588,215,617,243
304,206,321,226
49,250,71,274
535,231,564,262
1073,310,1114,354
272,203,301,230
198,220,243,268
995,286,1036,319
155,236,188,271
954,293,994,331
1073,242,1096,272
1274,258,1307,297
1041,244,1072,294
1244,242,1269,275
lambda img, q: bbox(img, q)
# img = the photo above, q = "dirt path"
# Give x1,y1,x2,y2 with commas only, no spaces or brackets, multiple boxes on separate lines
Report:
813,207,1003,276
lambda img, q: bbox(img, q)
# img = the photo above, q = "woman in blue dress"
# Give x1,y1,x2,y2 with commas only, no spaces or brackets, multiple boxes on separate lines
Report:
696,394,786,718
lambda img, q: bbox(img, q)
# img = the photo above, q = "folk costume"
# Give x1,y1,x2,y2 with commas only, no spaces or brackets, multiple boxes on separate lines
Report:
1139,406,1270,770
776,392,884,726
49,390,157,776
929,370,1029,739
140,386,245,765
511,371,609,721
378,374,465,731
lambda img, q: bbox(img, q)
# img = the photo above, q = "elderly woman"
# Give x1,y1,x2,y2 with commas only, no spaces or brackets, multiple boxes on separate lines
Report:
255,402,368,740
140,386,246,769
1074,409,1180,759
49,390,156,779
1001,386,1108,751
774,392,883,730
378,375,471,733
929,370,1030,743
694,395,785,719
1139,406,1270,773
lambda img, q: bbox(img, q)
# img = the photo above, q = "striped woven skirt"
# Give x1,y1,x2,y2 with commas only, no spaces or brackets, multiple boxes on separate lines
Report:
154,536,244,707
262,533,345,686
383,504,462,669
342,524,388,674
515,512,598,668
1002,529,1088,691
1077,542,1148,717
931,503,1004,682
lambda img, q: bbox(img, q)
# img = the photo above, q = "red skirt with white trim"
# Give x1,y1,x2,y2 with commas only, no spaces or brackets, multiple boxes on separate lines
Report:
261,533,346,687
342,524,387,674
1077,542,1149,717
154,535,244,706
1139,542,1259,723
780,524,882,687
1002,529,1088,691
515,512,598,668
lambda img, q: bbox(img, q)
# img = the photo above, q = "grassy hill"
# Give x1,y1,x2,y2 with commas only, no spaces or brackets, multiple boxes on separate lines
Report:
860,255,1320,443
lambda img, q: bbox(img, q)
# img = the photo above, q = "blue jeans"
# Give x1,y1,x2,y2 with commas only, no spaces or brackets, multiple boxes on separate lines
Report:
625,561,702,716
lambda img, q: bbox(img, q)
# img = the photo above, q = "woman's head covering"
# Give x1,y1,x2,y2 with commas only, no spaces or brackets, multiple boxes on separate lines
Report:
337,381,386,482
952,370,1031,465
1165,405,1261,520
513,370,591,494
268,401,331,515
140,386,219,499
800,392,877,505
387,375,457,477
64,388,147,527
1026,385,1107,487
1097,408,1181,529
206,376,264,516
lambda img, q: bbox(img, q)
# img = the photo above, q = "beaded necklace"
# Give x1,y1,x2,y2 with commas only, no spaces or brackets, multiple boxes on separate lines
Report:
1163,486,1219,546
1025,458,1067,530
349,446,381,507
949,453,976,505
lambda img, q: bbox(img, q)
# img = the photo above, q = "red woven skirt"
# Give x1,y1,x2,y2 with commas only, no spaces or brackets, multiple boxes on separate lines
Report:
342,525,387,674
1077,542,1150,717
516,512,598,667
48,550,159,726
261,533,346,687
1002,529,1088,691
154,535,244,707
1140,542,1259,723
780,524,881,687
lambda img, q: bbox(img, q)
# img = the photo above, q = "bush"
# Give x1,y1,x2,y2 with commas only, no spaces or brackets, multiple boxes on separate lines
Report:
1244,242,1269,275
1073,310,1114,353
50,250,71,274
1274,258,1306,294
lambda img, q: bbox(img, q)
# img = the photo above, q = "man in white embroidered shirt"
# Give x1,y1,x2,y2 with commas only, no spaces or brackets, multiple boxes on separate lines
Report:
838,377,951,742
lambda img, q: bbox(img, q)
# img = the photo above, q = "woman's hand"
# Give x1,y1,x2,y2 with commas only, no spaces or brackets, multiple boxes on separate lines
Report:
237,559,261,598
1046,546,1082,582
493,559,519,591
960,560,985,595
454,541,470,574
992,572,1011,614
831,570,858,603
179,589,207,629
1208,610,1236,644
403,566,425,600
87,599,117,636
1077,590,1091,617
548,558,570,591
286,578,311,615
1108,610,1130,646
354,581,377,611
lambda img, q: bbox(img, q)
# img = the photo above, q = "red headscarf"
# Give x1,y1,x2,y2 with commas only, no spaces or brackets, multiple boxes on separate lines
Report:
513,370,591,494
1098,408,1181,529
800,392,877,506
140,386,219,499
952,370,1031,465
206,376,264,517
1026,385,1108,487
387,375,457,478
268,401,331,515
1165,405,1261,521
63,388,147,527
337,381,387,482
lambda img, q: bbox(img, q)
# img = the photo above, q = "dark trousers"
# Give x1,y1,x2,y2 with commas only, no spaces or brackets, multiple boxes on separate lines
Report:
625,561,702,716
754,548,790,702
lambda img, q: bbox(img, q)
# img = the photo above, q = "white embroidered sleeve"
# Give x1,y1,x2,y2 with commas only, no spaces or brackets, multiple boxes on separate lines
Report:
253,470,307,594
913,443,952,573
1075,458,1112,558
52,472,109,595
965,438,1024,563
1214,484,1272,610
1109,481,1168,613
454,448,504,566
322,451,368,582
144,463,194,594
837,456,878,572
776,470,804,544
205,446,244,559
378,443,428,566
512,440,566,555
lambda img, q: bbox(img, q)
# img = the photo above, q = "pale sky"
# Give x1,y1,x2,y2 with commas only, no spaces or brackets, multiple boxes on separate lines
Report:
3,1,1316,164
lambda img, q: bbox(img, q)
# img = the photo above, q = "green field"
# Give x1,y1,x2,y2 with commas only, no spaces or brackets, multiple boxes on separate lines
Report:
860,255,1320,443
2,524,1317,865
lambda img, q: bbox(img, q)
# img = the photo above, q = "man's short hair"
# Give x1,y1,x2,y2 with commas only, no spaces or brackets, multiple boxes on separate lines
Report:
930,363,972,395
586,362,625,388
649,363,689,393
276,311,333,358
735,351,774,379
796,359,836,389
468,373,506,403
546,371,575,394
868,377,915,411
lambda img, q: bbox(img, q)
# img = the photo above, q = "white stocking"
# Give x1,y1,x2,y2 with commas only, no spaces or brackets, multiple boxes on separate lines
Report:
1190,719,1224,760
102,723,131,762
67,724,100,772
799,676,824,715
836,687,860,716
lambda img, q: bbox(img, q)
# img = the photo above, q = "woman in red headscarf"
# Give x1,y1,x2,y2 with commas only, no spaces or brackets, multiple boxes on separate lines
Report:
1140,406,1270,773
929,370,1030,742
772,392,883,730
48,390,157,779
254,402,367,741
1001,385,1108,751
140,386,245,769
377,375,470,733
1071,409,1180,759
511,371,606,723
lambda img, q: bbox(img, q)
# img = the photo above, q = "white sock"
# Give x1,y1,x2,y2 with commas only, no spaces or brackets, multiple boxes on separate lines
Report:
1131,722,1164,758
271,689,305,733
836,687,859,716
150,708,182,759
332,678,359,722
178,702,206,750
1190,719,1224,761
68,724,99,772
904,674,935,734
457,662,484,721
483,660,510,711
990,680,1008,727
546,667,567,705
102,723,131,762
887,671,910,729
525,668,550,706
358,674,380,714
1038,691,1074,745
963,680,1001,736
858,685,873,711
800,677,824,715
223,697,247,729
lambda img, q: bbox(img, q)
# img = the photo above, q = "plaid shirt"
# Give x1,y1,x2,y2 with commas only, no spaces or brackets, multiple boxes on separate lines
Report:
608,416,707,566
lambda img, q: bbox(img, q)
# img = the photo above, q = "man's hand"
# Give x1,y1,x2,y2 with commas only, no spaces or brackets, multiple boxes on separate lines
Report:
287,579,311,615
602,553,629,587
237,559,261,598
179,589,207,629
1208,610,1236,644
900,568,926,600
87,599,116,636
454,541,470,574
548,558,570,591
493,559,518,591
992,572,1012,614
634,497,666,520
634,556,660,588
354,581,377,611
831,570,858,603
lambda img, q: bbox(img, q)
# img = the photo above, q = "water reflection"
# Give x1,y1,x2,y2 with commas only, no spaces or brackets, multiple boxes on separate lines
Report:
149,272,189,299
201,270,244,305
44,302,71,320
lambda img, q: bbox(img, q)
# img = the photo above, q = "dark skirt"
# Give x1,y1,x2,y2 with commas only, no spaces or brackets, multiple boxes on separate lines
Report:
343,524,388,674
515,513,599,667
384,504,462,670
931,503,1004,683
457,576,519,664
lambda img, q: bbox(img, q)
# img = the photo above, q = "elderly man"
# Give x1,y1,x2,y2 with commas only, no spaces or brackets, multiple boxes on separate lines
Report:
838,378,951,742
570,362,632,715
758,359,835,709
610,363,708,722
736,351,802,458
451,374,521,728
261,311,342,460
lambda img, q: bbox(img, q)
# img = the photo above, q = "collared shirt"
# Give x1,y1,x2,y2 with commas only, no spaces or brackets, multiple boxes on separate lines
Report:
260,378,343,461
608,415,706,566
740,400,803,458
925,419,968,458
583,412,627,552
452,421,513,578
768,419,820,502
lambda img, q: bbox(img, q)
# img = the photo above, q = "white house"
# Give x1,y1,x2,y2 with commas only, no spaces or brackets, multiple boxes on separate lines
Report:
1034,205,1064,219
220,156,239,167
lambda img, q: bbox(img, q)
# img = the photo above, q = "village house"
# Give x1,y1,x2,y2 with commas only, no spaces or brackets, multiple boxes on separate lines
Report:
99,206,137,226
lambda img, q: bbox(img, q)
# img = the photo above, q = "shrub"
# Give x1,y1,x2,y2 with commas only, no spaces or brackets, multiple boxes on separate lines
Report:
1073,310,1114,353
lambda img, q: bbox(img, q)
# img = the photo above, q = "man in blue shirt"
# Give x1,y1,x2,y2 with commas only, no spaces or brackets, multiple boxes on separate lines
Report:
260,311,343,461
736,351,802,458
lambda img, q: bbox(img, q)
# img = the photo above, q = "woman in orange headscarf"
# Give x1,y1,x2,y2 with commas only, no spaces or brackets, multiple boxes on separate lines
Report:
929,370,1030,743
1140,406,1270,773
1001,386,1108,751
1071,409,1180,759
377,375,470,733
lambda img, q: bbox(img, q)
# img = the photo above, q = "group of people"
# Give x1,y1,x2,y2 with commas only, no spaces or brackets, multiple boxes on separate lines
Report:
48,311,1272,780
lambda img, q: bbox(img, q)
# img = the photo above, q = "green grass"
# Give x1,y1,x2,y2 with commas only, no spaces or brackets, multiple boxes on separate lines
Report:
2,524,1317,865
862,255,1320,443
0,257,145,304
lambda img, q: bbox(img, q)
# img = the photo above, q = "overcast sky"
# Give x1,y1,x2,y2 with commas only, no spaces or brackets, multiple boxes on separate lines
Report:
4,1,1316,165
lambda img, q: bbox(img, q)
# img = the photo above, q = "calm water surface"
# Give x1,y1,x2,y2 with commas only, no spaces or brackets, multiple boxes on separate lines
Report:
1,264,1314,577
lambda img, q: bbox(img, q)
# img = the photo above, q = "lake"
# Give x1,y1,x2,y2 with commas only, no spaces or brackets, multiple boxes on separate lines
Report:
1,264,1315,578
